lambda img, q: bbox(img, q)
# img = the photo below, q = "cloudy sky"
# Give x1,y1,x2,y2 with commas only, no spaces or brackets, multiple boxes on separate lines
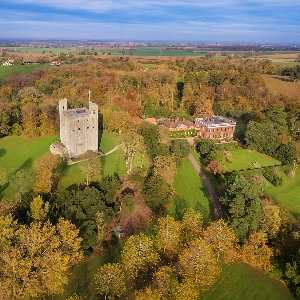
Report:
1,0,300,43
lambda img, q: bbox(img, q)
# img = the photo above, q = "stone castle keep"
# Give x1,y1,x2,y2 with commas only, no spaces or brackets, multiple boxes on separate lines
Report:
51,98,98,158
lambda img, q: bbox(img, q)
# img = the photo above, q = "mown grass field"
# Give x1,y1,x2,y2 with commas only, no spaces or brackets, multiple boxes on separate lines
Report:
202,261,294,300
168,157,212,224
0,135,59,201
223,148,281,171
0,64,49,80
265,167,300,223
262,74,300,98
0,132,125,199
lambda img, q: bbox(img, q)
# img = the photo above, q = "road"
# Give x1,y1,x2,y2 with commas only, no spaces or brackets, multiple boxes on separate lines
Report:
188,153,223,220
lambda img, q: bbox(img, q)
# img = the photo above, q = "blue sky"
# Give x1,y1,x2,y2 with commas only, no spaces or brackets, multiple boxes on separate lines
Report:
1,0,300,43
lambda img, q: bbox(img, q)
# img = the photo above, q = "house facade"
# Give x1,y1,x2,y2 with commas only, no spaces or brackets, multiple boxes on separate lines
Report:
194,116,236,140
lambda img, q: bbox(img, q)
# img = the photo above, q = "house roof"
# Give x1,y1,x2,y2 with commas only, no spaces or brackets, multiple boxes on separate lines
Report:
158,119,194,129
145,118,156,124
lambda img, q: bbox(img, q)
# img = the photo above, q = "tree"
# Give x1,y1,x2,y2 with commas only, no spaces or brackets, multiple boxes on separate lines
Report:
0,215,83,300
258,200,282,240
94,263,126,300
263,105,288,134
120,131,145,174
178,238,221,292
142,122,161,158
95,211,108,247
206,160,227,175
29,195,49,221
64,187,110,251
181,208,203,246
153,155,177,186
171,139,190,166
135,266,178,300
143,174,171,212
221,175,263,241
100,173,122,204
0,165,8,186
32,153,61,193
79,150,101,185
121,233,159,278
155,215,182,259
245,121,280,157
204,219,238,262
10,168,34,200
241,232,273,272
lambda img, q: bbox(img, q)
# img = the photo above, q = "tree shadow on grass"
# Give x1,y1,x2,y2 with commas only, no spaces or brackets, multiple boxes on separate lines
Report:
199,184,214,224
0,148,7,158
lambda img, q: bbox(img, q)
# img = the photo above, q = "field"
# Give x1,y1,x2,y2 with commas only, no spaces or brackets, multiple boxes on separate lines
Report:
168,157,212,224
6,47,77,55
202,261,294,300
223,148,281,171
263,74,300,98
0,64,49,80
265,167,300,223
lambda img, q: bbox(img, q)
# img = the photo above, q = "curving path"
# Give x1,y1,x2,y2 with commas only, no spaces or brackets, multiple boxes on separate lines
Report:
188,154,223,220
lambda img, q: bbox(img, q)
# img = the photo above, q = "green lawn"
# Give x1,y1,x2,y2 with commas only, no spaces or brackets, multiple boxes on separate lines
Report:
58,131,126,189
202,261,294,300
265,168,300,223
0,135,59,201
0,64,49,80
0,131,125,197
0,135,59,178
168,157,212,224
223,148,281,171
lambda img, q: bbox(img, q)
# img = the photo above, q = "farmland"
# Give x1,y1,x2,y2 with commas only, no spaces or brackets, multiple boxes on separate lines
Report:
0,64,49,80
262,74,300,98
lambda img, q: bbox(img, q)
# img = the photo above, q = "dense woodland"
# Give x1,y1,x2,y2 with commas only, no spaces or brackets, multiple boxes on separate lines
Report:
1,56,300,299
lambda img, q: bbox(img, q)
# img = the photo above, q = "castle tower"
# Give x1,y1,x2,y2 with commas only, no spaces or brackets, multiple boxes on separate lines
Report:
58,98,98,158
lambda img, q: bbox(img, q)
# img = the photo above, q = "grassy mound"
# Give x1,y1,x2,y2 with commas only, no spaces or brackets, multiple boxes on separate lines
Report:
202,261,293,300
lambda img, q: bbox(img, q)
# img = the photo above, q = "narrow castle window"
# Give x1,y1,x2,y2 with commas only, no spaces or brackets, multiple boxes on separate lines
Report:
87,127,89,129
78,128,80,130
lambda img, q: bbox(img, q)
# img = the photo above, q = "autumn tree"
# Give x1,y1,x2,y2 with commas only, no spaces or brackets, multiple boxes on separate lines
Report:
29,195,49,221
32,152,62,193
153,155,177,186
181,208,203,246
258,199,282,239
135,266,178,300
155,215,182,259
204,219,238,262
120,130,145,173
121,233,159,279
94,263,126,300
241,232,273,272
79,150,102,185
178,238,221,293
0,215,83,300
